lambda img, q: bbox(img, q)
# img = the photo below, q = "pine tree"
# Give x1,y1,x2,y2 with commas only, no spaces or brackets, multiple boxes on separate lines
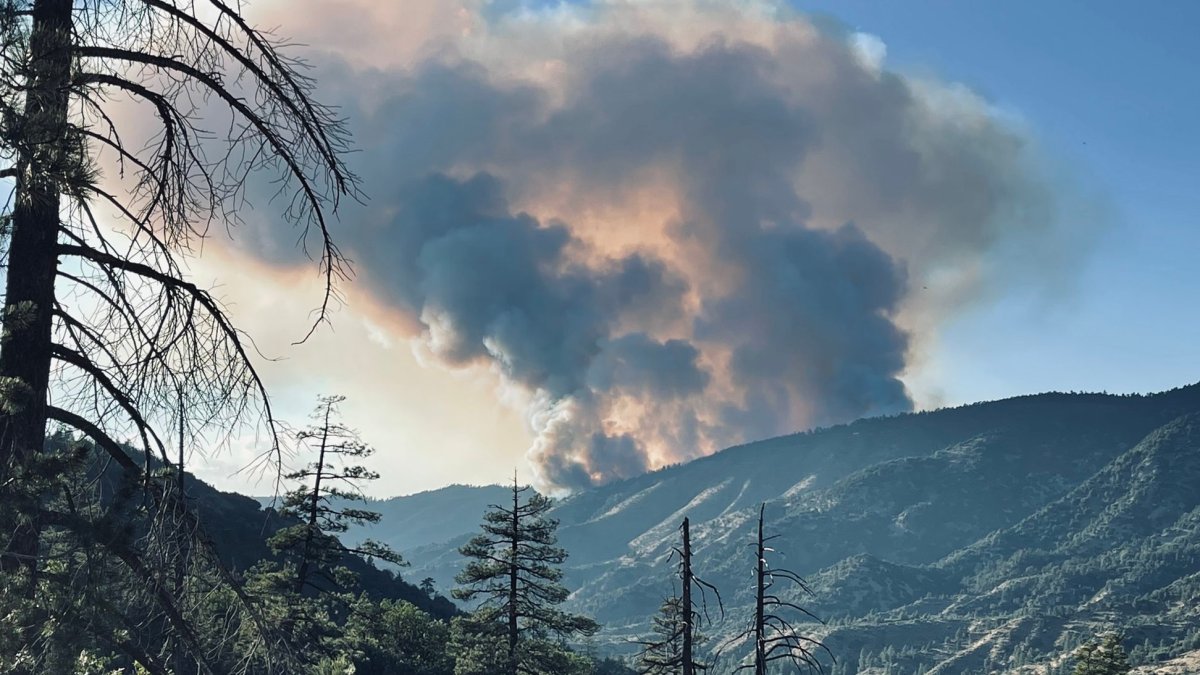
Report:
270,395,404,594
0,0,353,587
453,475,598,675
1072,633,1131,675
240,396,405,667
1,0,353,669
638,596,707,674
421,576,437,597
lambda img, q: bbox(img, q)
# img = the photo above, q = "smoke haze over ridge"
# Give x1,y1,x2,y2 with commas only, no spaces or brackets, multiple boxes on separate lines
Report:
232,0,1087,491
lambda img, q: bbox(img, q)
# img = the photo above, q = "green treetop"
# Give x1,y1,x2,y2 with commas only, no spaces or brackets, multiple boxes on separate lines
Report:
1073,633,1131,675
453,476,598,675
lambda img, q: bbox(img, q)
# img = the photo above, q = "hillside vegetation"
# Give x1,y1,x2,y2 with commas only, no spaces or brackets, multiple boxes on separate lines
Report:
386,385,1200,673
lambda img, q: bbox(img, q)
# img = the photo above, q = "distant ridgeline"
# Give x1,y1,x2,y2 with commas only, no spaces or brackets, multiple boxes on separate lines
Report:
361,384,1200,674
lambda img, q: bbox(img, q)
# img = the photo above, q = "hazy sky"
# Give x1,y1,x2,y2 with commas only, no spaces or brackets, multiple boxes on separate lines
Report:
178,0,1198,497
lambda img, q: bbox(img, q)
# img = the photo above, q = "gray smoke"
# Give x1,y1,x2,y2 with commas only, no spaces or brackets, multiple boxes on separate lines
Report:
236,3,1076,490
369,171,689,399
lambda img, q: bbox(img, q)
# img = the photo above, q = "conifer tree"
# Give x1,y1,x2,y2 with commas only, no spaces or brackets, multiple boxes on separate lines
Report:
1073,633,1131,675
0,0,354,585
269,394,403,594
240,395,404,667
1,0,354,668
638,596,708,675
453,475,598,675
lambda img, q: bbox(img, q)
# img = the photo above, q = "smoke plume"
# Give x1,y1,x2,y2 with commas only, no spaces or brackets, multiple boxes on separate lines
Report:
238,0,1074,490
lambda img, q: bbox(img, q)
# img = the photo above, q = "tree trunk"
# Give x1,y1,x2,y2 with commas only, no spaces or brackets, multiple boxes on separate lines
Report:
174,387,192,675
294,398,334,594
754,504,766,675
0,0,73,587
682,517,694,675
508,477,520,675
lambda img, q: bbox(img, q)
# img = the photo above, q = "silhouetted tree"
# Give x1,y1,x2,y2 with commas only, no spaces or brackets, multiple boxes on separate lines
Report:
726,504,830,673
453,476,598,675
635,517,721,675
270,395,403,594
0,0,354,669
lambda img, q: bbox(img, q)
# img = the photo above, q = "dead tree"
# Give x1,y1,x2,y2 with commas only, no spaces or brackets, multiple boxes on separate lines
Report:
0,0,355,669
636,517,722,675
728,504,831,674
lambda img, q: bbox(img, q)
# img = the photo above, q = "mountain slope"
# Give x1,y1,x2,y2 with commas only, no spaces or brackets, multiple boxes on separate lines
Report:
185,470,458,619
392,384,1200,672
914,413,1200,673
345,484,511,553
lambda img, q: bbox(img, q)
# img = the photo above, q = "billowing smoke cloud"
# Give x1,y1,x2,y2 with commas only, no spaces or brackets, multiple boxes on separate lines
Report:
379,171,690,398
238,0,1075,490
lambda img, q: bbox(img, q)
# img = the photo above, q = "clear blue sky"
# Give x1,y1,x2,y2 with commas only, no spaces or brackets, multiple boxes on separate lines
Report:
796,0,1200,403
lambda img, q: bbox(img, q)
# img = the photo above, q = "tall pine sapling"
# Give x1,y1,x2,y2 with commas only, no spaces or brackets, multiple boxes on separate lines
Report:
453,475,598,675
637,596,709,675
270,395,403,594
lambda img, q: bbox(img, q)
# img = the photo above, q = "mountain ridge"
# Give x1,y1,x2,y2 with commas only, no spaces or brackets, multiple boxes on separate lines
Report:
356,383,1200,672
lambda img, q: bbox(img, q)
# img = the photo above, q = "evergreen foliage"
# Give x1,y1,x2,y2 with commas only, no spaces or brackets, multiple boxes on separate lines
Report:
402,388,1200,674
1072,633,1131,675
0,0,353,670
0,434,634,674
453,476,599,675
269,395,404,594
337,597,454,675
638,596,705,674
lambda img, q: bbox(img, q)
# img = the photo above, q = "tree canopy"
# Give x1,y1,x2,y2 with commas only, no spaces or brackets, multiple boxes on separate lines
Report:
1,0,355,670
1073,633,1131,675
454,477,598,675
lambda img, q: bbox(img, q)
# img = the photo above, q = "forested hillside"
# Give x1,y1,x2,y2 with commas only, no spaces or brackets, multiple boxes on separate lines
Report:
184,464,457,619
388,385,1200,673
5,0,1192,672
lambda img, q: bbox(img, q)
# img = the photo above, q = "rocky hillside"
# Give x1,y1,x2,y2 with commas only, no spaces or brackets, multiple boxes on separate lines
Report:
381,384,1200,673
